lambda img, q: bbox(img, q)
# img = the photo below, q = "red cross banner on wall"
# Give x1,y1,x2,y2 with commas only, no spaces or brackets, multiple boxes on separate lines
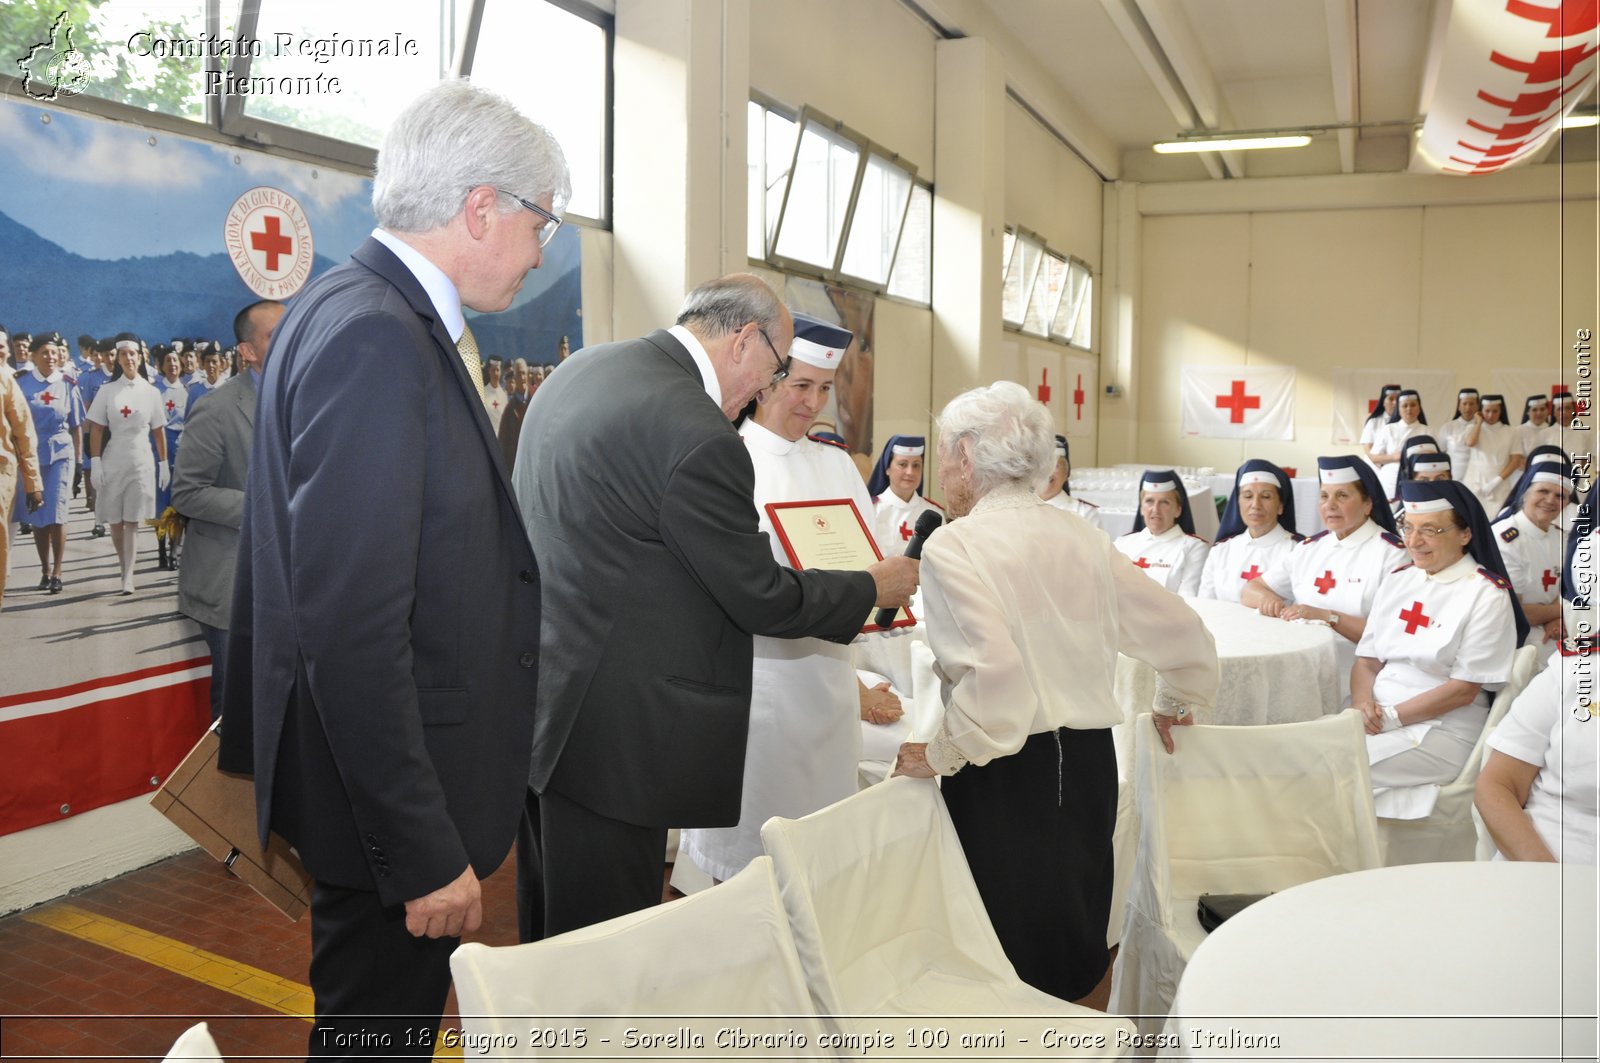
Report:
223,185,316,299
1180,365,1296,440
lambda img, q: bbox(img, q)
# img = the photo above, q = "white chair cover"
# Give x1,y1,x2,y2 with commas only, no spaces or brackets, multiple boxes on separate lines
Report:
760,776,1135,1056
1108,710,1381,1037
1380,644,1540,865
450,857,829,1056
161,1022,223,1062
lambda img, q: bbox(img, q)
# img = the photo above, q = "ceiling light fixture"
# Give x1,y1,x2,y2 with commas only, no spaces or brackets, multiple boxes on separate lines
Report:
1153,134,1312,154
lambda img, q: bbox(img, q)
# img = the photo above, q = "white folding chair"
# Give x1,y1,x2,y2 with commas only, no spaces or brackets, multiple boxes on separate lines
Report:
1109,710,1381,1037
161,1022,223,1062
450,857,829,1057
761,775,1135,1057
1381,644,1541,865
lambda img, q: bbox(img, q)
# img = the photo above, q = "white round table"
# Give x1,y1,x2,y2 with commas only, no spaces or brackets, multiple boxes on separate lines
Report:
1163,862,1598,1061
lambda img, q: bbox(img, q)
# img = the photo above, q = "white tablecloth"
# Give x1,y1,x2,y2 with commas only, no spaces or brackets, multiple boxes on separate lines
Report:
1209,471,1325,537
1164,862,1598,1061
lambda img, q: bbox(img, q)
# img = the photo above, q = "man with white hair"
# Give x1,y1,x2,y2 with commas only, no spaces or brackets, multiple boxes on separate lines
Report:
218,80,569,1057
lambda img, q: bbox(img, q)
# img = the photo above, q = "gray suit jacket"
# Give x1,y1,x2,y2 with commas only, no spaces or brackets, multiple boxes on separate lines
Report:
512,330,876,828
172,371,255,629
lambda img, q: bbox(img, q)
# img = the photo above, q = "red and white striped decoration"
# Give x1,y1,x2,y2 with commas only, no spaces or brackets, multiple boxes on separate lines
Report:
1413,0,1598,176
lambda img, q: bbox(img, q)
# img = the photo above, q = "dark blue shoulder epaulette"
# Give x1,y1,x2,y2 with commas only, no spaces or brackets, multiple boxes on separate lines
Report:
1499,525,1520,543
806,433,850,451
1390,561,1415,575
1304,529,1331,544
1290,532,1306,542
1476,566,1511,590
1380,531,1405,549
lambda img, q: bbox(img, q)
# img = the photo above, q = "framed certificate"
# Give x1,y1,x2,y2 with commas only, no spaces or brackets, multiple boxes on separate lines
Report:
764,498,916,633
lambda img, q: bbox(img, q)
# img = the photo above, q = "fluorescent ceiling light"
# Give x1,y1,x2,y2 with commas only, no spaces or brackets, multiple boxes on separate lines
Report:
1153,134,1312,154
1562,112,1599,129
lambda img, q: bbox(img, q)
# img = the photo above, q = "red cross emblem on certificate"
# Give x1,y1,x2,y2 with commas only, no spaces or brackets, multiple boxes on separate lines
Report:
1399,601,1431,635
812,516,829,532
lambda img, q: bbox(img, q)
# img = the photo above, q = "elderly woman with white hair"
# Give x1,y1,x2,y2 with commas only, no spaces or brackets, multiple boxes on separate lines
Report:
894,381,1218,1002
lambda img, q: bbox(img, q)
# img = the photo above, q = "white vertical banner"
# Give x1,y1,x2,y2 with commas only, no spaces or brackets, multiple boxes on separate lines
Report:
1330,368,1459,444
1062,352,1098,441
1493,369,1563,418
1180,365,1295,440
1026,343,1064,425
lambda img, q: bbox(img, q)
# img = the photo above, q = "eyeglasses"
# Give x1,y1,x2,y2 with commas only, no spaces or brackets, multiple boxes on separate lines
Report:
496,190,562,248
1398,520,1454,540
753,324,790,386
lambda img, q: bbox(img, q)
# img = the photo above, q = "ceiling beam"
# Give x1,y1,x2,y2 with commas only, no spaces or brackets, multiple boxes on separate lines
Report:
1132,0,1244,177
1097,0,1225,180
1324,0,1358,173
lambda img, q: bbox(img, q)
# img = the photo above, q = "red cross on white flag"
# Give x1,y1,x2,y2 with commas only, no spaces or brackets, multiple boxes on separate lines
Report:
1180,366,1295,440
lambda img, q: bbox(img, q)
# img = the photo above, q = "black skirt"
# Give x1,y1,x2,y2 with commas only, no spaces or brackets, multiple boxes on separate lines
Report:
940,726,1117,1002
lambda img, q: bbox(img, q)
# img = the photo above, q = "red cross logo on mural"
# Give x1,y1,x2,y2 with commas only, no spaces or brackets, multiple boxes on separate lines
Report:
251,216,293,272
120,405,133,418
1133,557,1151,569
899,521,913,542
1240,565,1262,582
1073,374,1085,421
1399,600,1432,635
1215,380,1261,424
1037,369,1052,405
1542,568,1558,593
1314,570,1337,595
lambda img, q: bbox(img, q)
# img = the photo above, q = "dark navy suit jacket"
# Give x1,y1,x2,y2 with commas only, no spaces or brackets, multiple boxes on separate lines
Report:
219,238,541,906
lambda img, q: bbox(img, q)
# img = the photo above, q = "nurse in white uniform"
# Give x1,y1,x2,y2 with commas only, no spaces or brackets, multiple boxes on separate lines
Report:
868,434,942,554
1371,388,1431,501
1358,383,1401,469
1390,435,1446,521
680,314,873,883
1198,459,1301,603
1243,455,1407,701
1355,480,1523,819
1492,461,1573,648
1113,469,1208,595
1038,434,1101,530
1518,394,1560,458
1476,521,1600,863
1459,394,1523,513
86,336,168,594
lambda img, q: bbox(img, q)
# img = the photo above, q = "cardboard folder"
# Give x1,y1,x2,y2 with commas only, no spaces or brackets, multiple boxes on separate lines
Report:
150,725,312,921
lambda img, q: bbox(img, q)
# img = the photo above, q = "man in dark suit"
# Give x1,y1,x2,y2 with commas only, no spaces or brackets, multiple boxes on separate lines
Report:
510,273,918,940
172,299,283,721
218,81,569,1060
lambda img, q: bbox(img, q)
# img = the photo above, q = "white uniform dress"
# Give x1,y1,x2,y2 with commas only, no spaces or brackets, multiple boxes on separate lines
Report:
1198,524,1297,603
1359,555,1517,817
1043,490,1103,531
1359,416,1387,470
872,488,942,556
87,376,167,522
679,420,873,881
1461,422,1522,512
1518,421,1560,459
482,383,509,437
1486,643,1599,862
1260,518,1408,701
1373,419,1430,500
1493,510,1562,650
1113,524,1208,596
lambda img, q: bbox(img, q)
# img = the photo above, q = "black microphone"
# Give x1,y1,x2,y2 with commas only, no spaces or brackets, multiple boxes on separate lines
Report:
875,509,943,629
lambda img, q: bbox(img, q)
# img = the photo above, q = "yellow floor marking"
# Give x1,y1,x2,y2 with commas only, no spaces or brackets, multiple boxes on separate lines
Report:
23,901,463,1059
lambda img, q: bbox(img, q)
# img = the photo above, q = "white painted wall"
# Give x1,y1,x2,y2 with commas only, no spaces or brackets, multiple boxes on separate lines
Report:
0,799,195,915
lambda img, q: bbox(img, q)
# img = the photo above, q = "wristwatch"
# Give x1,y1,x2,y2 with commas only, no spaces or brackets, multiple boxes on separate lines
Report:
1327,611,1341,628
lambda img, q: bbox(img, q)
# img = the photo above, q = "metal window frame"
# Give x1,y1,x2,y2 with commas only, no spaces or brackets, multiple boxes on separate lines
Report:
884,176,934,308
1002,227,1096,352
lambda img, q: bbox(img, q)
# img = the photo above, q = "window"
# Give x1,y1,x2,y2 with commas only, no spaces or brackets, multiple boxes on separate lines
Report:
747,100,797,260
1002,227,1094,350
469,0,611,222
887,181,931,305
751,100,922,295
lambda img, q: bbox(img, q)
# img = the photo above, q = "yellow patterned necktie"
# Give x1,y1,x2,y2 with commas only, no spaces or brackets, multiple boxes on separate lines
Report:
457,323,486,402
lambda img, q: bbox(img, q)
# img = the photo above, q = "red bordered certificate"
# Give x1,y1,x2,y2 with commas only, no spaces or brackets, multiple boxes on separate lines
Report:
764,498,916,633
